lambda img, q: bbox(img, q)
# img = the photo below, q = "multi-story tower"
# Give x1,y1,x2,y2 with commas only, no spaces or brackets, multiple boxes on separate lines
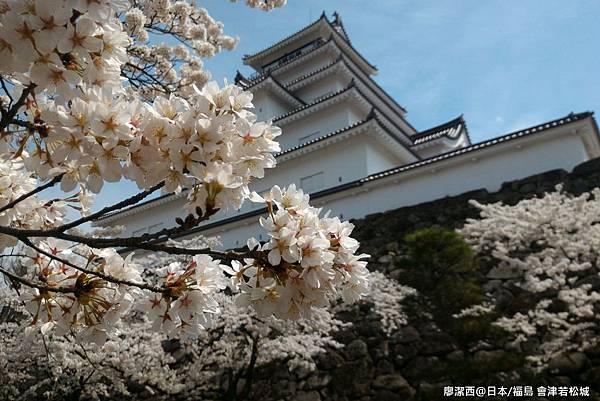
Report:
94,13,600,249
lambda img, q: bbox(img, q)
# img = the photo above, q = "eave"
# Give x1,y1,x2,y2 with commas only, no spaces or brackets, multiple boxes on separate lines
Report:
276,117,418,165
243,38,333,84
271,84,362,125
237,74,305,108
366,112,596,182
271,82,416,150
242,13,328,66
409,115,472,152
286,55,407,116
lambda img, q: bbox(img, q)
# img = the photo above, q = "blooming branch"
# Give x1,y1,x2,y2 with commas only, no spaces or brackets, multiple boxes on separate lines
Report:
0,0,370,345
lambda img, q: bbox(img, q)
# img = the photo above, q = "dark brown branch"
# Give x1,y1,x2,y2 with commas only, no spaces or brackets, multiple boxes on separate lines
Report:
0,199,251,260
20,238,168,294
56,181,165,232
0,84,36,131
0,265,75,294
124,62,173,93
0,77,14,104
0,174,64,215
0,223,248,260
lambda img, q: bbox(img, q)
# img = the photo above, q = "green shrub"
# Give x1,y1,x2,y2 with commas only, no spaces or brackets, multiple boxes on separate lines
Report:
399,227,484,329
397,227,524,385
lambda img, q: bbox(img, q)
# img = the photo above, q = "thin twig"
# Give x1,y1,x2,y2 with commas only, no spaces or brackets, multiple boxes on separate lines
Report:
0,265,75,293
0,174,64,215
56,181,165,232
0,84,35,130
20,237,168,294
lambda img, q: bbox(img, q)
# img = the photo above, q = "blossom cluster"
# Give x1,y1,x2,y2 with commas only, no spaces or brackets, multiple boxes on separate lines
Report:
124,0,241,98
140,255,228,338
460,187,600,368
16,241,142,344
229,184,370,319
6,182,370,343
230,0,287,11
0,0,281,205
0,249,408,400
0,159,68,251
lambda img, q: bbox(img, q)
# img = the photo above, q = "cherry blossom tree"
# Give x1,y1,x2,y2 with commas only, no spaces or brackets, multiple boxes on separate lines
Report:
0,0,371,347
0,237,411,400
461,187,600,369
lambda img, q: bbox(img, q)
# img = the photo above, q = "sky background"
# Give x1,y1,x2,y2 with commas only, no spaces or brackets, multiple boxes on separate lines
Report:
79,0,600,211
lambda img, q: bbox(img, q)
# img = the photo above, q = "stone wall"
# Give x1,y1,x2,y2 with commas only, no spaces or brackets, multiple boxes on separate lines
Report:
247,157,600,401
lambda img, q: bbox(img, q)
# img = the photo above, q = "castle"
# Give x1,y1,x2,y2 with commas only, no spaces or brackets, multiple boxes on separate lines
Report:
94,12,600,249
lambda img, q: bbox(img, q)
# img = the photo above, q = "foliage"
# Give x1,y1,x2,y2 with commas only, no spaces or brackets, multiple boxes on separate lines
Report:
397,227,522,384
399,228,486,334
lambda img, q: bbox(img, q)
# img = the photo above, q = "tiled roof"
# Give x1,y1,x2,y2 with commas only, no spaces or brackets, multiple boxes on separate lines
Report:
243,38,332,83
273,79,416,150
367,112,594,182
235,74,306,107
271,83,356,123
284,56,342,87
243,12,376,74
276,118,372,157
411,115,466,145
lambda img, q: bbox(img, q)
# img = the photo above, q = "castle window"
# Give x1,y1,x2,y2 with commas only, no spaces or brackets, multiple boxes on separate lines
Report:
300,172,324,193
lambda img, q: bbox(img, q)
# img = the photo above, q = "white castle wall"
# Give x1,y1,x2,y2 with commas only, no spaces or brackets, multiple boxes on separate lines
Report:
183,127,593,249
277,101,365,149
251,89,292,122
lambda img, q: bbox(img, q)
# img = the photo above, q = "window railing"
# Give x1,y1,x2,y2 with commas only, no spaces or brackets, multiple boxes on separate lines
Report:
248,39,325,81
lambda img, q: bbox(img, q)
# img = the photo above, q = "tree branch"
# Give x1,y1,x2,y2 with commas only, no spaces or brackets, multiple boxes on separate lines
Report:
20,238,168,294
0,174,64,215
56,181,165,232
0,265,75,294
0,84,36,131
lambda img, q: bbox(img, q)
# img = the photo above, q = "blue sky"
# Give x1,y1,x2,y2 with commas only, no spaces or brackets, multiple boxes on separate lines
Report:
75,0,600,211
